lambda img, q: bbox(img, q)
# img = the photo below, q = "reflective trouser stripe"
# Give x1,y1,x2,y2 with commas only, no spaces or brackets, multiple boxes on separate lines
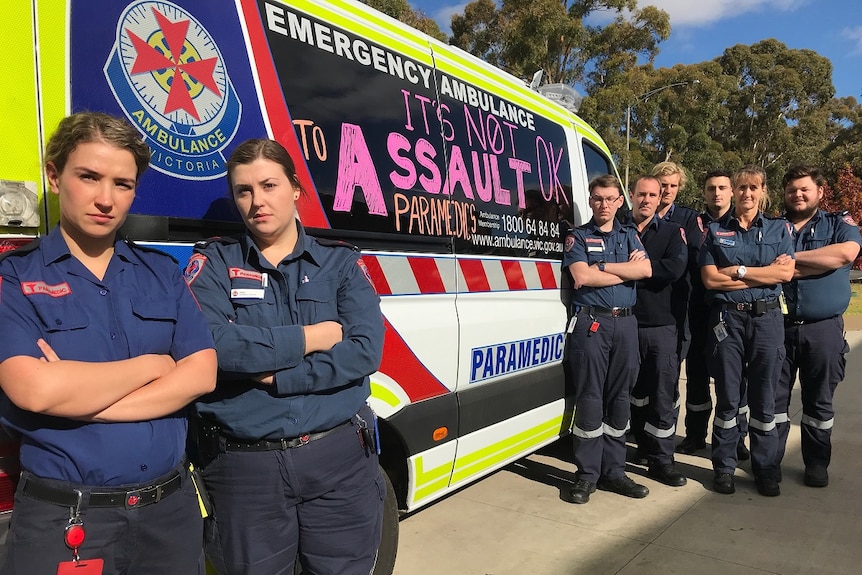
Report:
738,405,750,415
645,422,676,439
630,396,650,407
714,416,737,430
773,412,790,424
802,414,834,430
749,417,776,432
572,424,604,439
686,400,712,412
603,422,629,438
673,397,681,410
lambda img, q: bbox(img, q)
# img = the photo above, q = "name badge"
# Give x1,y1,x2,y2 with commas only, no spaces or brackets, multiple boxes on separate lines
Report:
231,288,265,299
587,246,603,253
718,238,735,246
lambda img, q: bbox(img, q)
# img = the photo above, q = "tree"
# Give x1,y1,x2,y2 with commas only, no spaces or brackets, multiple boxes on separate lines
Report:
450,0,669,86
361,0,447,41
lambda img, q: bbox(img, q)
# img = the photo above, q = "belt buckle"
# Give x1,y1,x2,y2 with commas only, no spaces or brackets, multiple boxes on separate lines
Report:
299,434,310,446
735,303,748,311
611,307,621,317
125,489,142,509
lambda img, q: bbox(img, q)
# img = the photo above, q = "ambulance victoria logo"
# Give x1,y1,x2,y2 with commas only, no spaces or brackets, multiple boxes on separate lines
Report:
105,1,241,180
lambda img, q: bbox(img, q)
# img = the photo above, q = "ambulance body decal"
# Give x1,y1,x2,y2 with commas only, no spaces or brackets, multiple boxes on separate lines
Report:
105,1,241,180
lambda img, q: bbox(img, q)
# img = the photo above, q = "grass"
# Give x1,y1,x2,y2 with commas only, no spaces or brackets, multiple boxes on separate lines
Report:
848,283,862,316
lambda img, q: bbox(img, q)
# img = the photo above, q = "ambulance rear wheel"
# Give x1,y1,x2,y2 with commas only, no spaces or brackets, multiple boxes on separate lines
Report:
293,465,399,575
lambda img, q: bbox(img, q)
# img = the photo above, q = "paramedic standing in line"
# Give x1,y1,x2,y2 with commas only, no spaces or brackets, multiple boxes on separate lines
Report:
775,164,861,488
678,170,750,459
0,112,217,574
700,165,794,497
628,176,688,487
186,139,385,575
562,174,652,504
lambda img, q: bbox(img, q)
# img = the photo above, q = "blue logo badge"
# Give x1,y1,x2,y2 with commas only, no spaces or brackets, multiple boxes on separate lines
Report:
105,1,241,180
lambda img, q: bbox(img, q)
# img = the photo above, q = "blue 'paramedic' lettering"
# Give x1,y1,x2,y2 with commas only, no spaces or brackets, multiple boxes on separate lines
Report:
470,333,564,384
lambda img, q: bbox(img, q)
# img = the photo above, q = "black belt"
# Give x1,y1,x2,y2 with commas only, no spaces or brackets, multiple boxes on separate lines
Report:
578,306,633,318
785,316,832,326
22,469,182,509
222,419,353,452
719,300,780,313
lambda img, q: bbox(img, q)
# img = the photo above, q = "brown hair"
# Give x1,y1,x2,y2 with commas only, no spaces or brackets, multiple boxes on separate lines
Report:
782,164,826,190
226,139,303,194
44,112,151,180
733,165,770,211
588,174,622,195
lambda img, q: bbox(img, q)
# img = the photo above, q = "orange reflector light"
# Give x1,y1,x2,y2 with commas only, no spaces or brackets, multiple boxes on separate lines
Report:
432,427,448,441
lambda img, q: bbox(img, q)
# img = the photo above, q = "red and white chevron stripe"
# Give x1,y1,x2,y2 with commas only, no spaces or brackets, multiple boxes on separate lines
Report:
361,254,560,295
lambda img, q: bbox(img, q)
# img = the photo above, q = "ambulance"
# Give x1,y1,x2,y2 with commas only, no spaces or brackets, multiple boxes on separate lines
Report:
0,0,622,571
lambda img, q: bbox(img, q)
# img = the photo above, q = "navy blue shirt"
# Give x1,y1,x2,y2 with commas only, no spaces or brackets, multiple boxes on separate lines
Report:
0,227,213,486
187,223,384,441
633,216,687,327
784,210,862,320
699,212,794,304
689,208,734,305
563,219,647,308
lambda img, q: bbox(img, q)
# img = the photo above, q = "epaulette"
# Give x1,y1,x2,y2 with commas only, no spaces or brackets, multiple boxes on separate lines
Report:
0,237,42,263
124,238,178,265
829,211,857,226
192,235,241,249
314,237,360,252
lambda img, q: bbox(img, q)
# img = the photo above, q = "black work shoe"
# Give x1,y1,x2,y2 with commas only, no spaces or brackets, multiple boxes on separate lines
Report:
736,441,751,461
755,476,781,497
562,479,596,504
713,473,735,494
648,464,688,487
632,449,649,466
676,436,707,455
598,475,649,499
804,466,829,488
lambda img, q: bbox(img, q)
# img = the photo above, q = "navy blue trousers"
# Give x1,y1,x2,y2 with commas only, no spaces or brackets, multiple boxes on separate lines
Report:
568,312,639,483
202,406,384,575
709,307,784,478
776,315,848,469
631,324,679,466
1,463,203,575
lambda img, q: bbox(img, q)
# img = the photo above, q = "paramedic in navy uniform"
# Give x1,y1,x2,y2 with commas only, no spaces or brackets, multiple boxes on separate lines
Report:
627,176,688,487
185,139,385,575
0,112,217,574
776,165,862,488
562,174,652,505
700,165,794,497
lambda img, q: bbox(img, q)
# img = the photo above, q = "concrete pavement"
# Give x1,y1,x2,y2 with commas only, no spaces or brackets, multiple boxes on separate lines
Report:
392,326,862,575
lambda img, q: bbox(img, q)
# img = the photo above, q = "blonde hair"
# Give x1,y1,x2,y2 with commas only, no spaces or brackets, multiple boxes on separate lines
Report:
651,161,687,188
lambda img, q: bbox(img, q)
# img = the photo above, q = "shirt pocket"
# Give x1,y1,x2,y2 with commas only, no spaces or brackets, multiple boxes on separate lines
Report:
755,240,783,266
230,282,277,325
131,297,178,354
296,279,339,324
32,299,90,356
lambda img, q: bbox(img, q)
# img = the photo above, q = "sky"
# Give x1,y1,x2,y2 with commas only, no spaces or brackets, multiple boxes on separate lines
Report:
411,0,862,100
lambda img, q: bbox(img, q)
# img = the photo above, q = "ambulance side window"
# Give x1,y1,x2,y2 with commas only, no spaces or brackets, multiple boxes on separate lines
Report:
582,141,613,185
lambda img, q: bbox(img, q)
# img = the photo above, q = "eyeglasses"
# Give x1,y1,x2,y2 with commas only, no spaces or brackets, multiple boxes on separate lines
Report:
589,196,620,205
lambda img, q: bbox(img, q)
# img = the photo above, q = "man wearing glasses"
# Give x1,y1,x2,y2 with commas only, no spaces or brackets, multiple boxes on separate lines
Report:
562,174,652,504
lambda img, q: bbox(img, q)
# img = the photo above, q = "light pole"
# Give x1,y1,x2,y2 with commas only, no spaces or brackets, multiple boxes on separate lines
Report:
624,80,699,193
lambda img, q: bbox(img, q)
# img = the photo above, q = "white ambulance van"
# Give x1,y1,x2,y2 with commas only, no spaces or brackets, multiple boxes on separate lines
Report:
0,0,622,571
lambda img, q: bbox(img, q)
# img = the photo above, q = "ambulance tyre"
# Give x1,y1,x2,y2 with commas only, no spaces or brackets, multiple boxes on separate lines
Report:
293,465,399,575
374,465,400,575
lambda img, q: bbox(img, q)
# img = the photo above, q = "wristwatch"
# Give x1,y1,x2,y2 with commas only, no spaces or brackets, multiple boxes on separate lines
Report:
598,260,606,272
736,265,747,279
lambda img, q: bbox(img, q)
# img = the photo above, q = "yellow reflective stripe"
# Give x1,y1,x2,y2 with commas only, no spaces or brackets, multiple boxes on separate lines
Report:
412,454,454,501
0,1,41,209
370,381,400,409
37,0,68,231
450,415,565,485
273,0,433,64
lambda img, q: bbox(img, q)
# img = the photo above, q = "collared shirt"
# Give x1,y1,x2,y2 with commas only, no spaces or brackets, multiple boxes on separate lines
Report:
187,222,384,441
633,216,687,327
784,210,862,320
699,211,794,304
690,208,734,303
0,227,213,486
563,218,647,309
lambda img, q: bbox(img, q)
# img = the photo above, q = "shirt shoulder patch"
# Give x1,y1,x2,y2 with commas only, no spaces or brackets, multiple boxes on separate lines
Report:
843,214,857,226
696,216,704,233
184,253,208,285
565,235,575,252
356,258,377,293
680,227,687,245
